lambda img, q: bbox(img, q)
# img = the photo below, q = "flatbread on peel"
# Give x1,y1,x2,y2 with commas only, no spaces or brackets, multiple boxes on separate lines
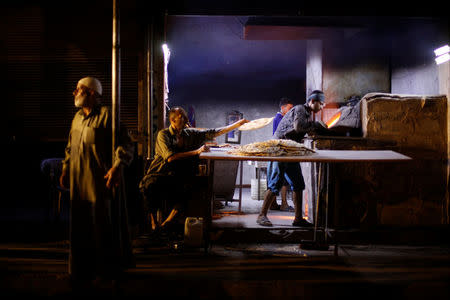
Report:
238,117,274,131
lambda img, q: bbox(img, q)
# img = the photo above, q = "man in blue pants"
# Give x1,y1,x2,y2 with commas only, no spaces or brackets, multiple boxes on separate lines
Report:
270,97,294,211
257,90,326,227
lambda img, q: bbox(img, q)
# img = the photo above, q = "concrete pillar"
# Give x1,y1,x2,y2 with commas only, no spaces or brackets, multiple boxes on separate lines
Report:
305,41,323,221
306,40,323,97
438,61,450,224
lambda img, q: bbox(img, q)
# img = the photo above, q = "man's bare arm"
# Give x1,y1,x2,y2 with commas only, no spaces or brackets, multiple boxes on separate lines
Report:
167,145,209,163
214,119,249,137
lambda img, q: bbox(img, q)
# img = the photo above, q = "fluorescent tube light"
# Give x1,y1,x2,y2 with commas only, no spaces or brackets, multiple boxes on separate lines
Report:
434,45,449,57
435,53,450,65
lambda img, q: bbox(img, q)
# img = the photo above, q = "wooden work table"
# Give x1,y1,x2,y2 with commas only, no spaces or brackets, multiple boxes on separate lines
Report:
200,148,411,163
199,148,412,253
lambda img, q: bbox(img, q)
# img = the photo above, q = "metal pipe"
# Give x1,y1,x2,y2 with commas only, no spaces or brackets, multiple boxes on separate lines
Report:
239,161,243,212
325,163,329,243
112,0,121,158
146,22,150,159
313,162,322,243
147,18,154,160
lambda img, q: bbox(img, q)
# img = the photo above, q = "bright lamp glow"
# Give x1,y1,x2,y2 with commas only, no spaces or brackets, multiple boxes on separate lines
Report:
434,45,449,57
434,44,449,65
435,53,450,65
162,44,169,56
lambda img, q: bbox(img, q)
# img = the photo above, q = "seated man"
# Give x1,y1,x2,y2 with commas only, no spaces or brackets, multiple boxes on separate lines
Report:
139,106,248,232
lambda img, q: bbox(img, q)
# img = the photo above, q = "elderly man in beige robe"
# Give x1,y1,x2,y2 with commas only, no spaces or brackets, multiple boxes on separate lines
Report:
60,77,134,284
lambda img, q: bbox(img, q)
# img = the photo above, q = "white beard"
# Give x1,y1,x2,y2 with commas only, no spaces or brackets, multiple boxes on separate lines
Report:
74,95,87,107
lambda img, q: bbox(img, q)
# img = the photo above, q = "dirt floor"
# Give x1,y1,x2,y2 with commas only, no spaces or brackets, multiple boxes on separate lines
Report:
1,240,449,298
1,188,449,298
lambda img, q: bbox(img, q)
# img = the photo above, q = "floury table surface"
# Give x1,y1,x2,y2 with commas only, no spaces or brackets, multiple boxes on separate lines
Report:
200,148,412,162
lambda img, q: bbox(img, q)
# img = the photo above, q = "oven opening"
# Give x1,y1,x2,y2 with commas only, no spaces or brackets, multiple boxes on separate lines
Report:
326,110,342,128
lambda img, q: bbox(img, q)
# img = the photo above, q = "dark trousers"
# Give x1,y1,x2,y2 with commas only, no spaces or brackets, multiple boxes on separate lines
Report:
141,176,195,217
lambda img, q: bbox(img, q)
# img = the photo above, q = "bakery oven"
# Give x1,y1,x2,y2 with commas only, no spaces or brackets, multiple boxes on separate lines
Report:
301,93,447,229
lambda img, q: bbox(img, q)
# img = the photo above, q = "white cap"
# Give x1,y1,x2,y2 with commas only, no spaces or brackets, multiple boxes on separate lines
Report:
78,77,102,96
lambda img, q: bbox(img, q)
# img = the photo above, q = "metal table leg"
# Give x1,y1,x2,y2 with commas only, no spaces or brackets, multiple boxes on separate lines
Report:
204,159,214,254
324,162,339,256
300,162,332,252
239,160,243,212
312,161,322,243
325,162,329,244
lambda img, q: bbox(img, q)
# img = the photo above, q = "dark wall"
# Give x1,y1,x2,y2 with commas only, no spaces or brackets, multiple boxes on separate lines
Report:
391,19,449,94
167,16,306,109
0,0,141,218
2,0,140,143
323,22,392,102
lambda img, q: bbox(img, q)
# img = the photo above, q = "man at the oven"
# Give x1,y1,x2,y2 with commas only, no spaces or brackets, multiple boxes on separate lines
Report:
256,90,327,227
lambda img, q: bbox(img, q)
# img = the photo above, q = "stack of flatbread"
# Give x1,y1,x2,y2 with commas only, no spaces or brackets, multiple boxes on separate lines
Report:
228,139,315,157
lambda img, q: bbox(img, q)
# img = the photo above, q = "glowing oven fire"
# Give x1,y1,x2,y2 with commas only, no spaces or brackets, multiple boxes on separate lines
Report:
326,111,342,128
319,101,362,136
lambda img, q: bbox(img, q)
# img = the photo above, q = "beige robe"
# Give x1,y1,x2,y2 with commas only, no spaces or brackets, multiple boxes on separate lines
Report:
62,105,134,280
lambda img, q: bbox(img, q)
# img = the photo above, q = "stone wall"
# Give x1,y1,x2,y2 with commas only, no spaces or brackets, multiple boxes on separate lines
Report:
359,93,448,226
361,93,447,159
